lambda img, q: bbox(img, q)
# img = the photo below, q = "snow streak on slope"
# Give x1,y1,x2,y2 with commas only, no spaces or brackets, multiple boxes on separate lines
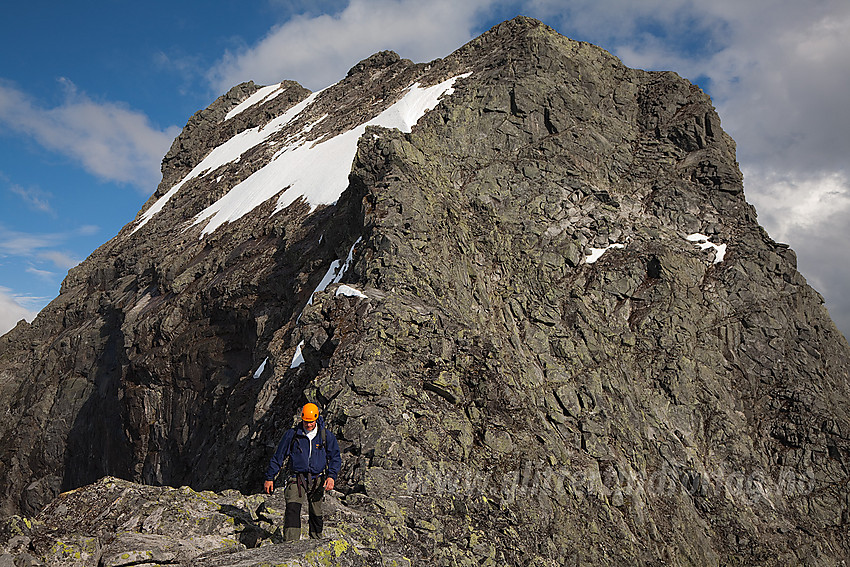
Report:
297,236,362,323
132,90,321,233
253,357,268,379
193,74,471,236
290,341,305,369
225,83,285,120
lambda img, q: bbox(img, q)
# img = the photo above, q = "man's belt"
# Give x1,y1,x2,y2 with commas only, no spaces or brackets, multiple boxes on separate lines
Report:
290,472,324,497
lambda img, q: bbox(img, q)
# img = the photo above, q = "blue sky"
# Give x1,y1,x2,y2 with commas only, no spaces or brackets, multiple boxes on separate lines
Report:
1,0,849,338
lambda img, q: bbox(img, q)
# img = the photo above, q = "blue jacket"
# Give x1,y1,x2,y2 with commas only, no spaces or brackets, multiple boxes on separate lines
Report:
265,415,341,481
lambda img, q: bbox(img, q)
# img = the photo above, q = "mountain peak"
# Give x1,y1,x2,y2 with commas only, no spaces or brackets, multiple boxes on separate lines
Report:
346,50,404,77
492,14,551,33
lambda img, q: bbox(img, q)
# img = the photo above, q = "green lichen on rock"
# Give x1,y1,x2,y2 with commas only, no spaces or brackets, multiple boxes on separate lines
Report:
42,536,99,566
302,538,354,566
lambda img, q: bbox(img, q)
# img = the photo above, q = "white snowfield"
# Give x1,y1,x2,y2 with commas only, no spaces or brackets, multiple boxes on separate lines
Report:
133,72,471,236
132,89,323,233
194,73,471,236
686,233,727,264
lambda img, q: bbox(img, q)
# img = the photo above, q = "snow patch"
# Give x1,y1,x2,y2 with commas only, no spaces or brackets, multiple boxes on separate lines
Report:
193,73,472,236
686,233,727,264
253,357,268,379
296,237,363,323
226,83,286,120
290,341,305,369
586,243,625,264
306,237,362,306
336,285,367,299
309,260,341,308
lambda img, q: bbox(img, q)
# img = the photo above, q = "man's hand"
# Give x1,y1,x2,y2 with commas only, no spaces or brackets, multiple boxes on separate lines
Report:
264,480,274,494
324,477,335,491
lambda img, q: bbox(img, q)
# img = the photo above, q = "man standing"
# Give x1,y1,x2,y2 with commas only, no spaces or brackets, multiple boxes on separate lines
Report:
264,403,342,540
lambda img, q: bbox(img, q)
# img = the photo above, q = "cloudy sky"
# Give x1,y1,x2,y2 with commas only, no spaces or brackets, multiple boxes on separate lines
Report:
1,0,848,338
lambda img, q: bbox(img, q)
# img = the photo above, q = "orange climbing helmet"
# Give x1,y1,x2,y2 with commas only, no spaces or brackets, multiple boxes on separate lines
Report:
301,403,319,422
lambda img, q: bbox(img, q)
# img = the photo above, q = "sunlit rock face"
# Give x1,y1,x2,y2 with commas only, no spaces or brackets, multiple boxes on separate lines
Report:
1,16,848,566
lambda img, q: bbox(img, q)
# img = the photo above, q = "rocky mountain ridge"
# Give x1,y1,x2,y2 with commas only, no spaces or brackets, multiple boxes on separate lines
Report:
1,16,849,566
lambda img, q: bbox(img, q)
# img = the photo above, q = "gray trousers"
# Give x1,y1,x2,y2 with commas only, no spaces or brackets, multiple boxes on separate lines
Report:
283,475,325,540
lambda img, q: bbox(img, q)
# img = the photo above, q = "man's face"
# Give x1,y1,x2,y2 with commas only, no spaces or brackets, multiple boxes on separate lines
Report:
303,420,317,431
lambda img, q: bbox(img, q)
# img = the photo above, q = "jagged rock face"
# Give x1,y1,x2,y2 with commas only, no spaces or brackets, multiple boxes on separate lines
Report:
1,16,849,566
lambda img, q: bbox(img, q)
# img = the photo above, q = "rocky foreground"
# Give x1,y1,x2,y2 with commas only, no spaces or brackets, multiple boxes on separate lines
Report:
0,477,399,567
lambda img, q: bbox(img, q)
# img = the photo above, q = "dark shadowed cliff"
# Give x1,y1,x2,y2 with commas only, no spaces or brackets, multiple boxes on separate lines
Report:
1,17,848,566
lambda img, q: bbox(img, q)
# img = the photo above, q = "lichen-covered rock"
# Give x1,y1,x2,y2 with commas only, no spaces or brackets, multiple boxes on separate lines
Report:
0,477,411,566
0,15,848,566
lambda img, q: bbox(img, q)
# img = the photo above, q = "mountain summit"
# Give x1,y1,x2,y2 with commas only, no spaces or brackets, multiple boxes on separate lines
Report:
1,16,848,565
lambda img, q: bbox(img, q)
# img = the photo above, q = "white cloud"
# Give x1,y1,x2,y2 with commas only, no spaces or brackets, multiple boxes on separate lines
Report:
743,171,850,244
0,287,37,336
77,225,100,236
207,0,493,91
702,4,850,175
37,250,79,271
26,266,55,280
0,229,62,257
0,78,181,192
153,50,209,97
153,50,204,77
743,169,850,339
0,225,81,269
8,184,55,216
